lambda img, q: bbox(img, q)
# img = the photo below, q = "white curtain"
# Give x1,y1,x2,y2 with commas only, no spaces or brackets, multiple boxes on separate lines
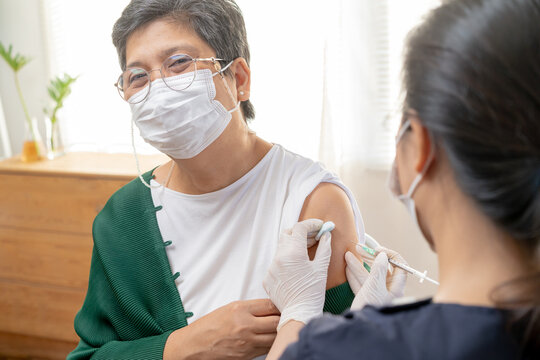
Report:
319,0,393,175
319,0,441,178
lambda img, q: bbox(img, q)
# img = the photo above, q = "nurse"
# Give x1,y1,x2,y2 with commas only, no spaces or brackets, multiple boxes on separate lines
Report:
264,0,540,358
69,0,364,359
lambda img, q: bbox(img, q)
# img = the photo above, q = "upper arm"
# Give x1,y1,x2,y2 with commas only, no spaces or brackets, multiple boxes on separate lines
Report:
298,182,358,289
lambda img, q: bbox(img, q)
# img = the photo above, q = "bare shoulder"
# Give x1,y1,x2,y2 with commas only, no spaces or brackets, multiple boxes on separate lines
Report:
299,182,358,289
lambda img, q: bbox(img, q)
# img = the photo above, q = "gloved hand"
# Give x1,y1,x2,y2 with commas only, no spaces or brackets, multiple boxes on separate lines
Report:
263,219,332,330
345,246,408,310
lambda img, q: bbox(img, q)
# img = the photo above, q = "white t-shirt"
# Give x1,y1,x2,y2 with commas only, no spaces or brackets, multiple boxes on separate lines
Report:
150,144,364,324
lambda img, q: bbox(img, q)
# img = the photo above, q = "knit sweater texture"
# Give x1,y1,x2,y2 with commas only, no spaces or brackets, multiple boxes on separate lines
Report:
68,170,354,359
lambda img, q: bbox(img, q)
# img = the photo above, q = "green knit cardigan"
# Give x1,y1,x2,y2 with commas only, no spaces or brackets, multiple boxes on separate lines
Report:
68,170,354,359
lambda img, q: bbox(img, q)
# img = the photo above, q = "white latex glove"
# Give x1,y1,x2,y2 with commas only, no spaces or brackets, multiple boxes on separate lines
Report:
263,219,332,330
345,246,408,310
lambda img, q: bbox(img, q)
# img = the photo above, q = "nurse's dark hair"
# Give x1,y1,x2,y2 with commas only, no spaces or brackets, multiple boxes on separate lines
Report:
403,0,540,355
112,0,255,121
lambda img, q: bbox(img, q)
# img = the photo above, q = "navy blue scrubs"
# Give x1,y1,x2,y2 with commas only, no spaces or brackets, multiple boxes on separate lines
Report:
280,299,528,360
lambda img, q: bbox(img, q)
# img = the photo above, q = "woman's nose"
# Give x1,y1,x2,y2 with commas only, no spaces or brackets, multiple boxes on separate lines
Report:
148,69,162,82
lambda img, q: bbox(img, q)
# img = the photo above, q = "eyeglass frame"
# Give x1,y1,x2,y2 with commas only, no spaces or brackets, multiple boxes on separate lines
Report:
114,55,230,104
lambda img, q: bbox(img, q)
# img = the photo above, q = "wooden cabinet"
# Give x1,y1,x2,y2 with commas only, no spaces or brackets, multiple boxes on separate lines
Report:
0,152,167,359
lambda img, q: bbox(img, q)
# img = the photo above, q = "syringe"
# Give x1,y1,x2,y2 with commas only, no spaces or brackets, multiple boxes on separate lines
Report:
357,242,440,286
307,223,439,285
388,258,439,285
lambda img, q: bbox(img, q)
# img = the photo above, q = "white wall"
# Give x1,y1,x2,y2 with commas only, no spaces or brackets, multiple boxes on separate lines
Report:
0,0,49,156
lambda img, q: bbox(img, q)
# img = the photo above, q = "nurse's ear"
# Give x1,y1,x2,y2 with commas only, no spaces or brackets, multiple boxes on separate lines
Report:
229,57,251,102
409,115,433,173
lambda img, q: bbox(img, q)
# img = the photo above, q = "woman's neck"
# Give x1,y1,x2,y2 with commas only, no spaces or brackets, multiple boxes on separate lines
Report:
429,186,530,307
157,117,273,194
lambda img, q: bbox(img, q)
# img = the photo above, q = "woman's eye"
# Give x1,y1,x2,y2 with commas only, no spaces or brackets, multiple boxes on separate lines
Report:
171,58,188,66
129,73,148,87
168,57,191,73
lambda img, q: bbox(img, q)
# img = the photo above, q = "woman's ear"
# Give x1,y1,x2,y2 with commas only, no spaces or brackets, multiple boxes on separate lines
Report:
409,117,433,173
231,58,251,101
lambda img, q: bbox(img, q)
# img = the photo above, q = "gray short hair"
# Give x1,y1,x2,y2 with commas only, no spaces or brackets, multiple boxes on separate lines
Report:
112,0,255,121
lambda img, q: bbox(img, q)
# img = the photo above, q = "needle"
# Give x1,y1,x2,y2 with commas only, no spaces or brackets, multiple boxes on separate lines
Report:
355,242,440,286
388,258,440,285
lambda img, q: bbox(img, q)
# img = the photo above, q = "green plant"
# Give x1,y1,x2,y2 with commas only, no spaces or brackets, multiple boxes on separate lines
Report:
0,42,32,128
44,73,78,125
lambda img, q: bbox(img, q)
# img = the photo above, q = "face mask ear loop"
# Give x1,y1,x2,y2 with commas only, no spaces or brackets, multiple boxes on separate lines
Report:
406,142,435,198
395,119,412,145
157,161,176,205
131,117,163,189
212,60,241,114
213,60,233,76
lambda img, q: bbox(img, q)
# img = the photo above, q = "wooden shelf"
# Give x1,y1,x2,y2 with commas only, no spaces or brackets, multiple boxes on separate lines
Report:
0,331,77,360
0,152,169,359
0,152,169,179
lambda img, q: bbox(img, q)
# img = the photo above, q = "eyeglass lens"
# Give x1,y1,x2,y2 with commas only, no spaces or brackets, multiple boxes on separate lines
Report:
117,54,197,103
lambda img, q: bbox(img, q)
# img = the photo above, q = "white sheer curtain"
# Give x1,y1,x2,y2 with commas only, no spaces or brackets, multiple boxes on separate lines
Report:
319,0,393,175
319,0,441,176
42,0,440,165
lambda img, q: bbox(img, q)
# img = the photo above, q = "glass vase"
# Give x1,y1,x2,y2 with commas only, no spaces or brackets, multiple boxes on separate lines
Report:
45,117,65,159
21,117,45,163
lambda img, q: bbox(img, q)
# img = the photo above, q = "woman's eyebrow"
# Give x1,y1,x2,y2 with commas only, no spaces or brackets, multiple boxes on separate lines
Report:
126,44,200,68
159,44,199,59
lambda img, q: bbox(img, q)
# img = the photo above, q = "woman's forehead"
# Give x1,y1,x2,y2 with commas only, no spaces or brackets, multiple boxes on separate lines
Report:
125,18,213,67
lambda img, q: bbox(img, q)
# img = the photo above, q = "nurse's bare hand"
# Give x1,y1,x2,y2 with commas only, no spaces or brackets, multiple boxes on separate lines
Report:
164,299,280,359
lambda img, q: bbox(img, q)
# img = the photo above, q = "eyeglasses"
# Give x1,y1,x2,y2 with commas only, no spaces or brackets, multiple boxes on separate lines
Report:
114,54,227,104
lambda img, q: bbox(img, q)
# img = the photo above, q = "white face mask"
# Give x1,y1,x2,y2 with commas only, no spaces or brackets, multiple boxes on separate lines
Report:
130,65,240,159
389,119,434,228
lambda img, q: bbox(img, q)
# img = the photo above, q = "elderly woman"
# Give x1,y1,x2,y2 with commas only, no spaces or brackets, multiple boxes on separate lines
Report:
68,0,367,359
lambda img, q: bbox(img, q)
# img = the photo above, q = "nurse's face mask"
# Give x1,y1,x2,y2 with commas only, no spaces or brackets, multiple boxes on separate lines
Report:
388,119,434,229
115,54,240,160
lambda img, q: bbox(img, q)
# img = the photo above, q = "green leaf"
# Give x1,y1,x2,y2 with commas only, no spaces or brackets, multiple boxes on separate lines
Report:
45,73,79,121
47,87,58,102
0,42,31,72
